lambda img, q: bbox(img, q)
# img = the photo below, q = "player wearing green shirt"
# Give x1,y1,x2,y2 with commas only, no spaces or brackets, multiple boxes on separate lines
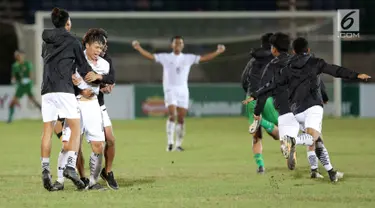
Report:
241,33,280,174
8,50,41,123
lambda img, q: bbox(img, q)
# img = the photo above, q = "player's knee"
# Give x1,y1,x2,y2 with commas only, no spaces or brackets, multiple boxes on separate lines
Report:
106,135,115,147
306,128,319,141
253,136,261,144
177,116,184,124
168,114,176,122
9,99,17,107
91,141,104,154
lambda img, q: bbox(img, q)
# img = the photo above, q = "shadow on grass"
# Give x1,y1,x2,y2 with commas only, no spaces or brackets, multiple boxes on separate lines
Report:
116,177,156,187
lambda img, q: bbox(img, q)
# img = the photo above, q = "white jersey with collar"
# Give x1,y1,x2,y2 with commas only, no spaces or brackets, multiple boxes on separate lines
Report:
75,50,110,97
154,52,200,90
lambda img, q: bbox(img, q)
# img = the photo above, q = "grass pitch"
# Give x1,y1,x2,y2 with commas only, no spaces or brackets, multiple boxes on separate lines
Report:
1,117,375,208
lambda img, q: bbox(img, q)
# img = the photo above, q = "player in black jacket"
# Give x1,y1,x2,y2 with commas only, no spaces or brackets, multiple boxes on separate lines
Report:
244,33,319,170
249,37,370,182
52,29,118,190
40,7,101,191
240,33,280,174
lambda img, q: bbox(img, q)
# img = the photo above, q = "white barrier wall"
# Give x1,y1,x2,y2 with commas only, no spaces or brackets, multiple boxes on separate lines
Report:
2,83,372,120
103,85,135,120
0,85,135,121
0,86,40,121
360,84,375,117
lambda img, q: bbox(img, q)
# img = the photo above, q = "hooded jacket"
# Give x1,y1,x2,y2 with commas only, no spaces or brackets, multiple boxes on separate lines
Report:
241,48,274,95
41,27,92,95
253,53,359,115
97,53,116,106
288,54,358,114
252,52,291,116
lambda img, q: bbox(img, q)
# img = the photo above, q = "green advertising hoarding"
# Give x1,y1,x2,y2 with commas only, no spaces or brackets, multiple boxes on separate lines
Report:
134,83,360,118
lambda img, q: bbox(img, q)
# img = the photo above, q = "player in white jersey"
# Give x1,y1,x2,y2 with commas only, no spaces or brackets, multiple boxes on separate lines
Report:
132,36,225,151
55,29,109,191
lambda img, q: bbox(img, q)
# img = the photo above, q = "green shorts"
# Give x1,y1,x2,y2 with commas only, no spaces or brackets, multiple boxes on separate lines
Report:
15,83,33,98
246,97,278,125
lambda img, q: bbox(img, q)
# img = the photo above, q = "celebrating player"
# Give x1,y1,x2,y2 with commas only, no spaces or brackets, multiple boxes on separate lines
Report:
132,36,225,151
40,7,97,191
248,37,371,182
53,28,118,190
8,50,41,123
240,33,280,174
55,29,110,191
287,37,369,182
95,30,119,190
243,33,316,170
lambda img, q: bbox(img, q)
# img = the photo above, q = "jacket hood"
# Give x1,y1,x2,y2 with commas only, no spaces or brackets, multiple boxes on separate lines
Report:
289,54,312,69
42,28,70,46
250,48,272,60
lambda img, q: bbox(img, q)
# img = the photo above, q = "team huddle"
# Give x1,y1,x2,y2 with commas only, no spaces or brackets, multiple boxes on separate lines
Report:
241,32,370,182
39,7,370,191
40,8,117,191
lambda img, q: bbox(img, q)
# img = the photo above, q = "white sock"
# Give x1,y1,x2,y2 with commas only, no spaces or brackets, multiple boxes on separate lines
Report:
66,151,77,168
41,157,50,172
57,149,68,184
175,123,185,147
307,151,319,170
166,120,176,145
89,152,103,186
295,133,314,146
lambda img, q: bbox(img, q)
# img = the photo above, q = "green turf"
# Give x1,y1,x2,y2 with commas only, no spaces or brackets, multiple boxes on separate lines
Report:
1,117,375,208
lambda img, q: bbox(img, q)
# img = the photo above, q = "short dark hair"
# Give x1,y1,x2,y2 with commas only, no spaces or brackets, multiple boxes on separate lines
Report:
269,32,290,52
292,37,309,54
261,33,273,49
97,28,108,39
51,7,70,28
171,36,183,42
82,28,106,45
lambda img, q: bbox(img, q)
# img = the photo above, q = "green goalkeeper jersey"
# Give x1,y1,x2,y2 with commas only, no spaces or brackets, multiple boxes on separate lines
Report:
12,61,33,85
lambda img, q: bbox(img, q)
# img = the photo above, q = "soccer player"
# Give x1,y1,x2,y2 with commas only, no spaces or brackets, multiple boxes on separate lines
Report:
57,28,110,190
8,50,41,123
53,77,92,190
94,30,119,190
40,7,97,191
132,36,225,151
288,37,369,182
240,33,280,173
243,33,316,169
53,29,119,190
249,37,371,182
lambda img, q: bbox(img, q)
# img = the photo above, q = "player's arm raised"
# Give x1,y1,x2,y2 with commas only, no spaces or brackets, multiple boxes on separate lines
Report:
318,59,371,81
198,44,226,63
132,40,155,60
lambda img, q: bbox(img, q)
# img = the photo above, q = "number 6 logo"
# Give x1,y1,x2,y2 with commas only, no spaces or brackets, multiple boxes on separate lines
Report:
338,9,360,32
341,11,356,30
